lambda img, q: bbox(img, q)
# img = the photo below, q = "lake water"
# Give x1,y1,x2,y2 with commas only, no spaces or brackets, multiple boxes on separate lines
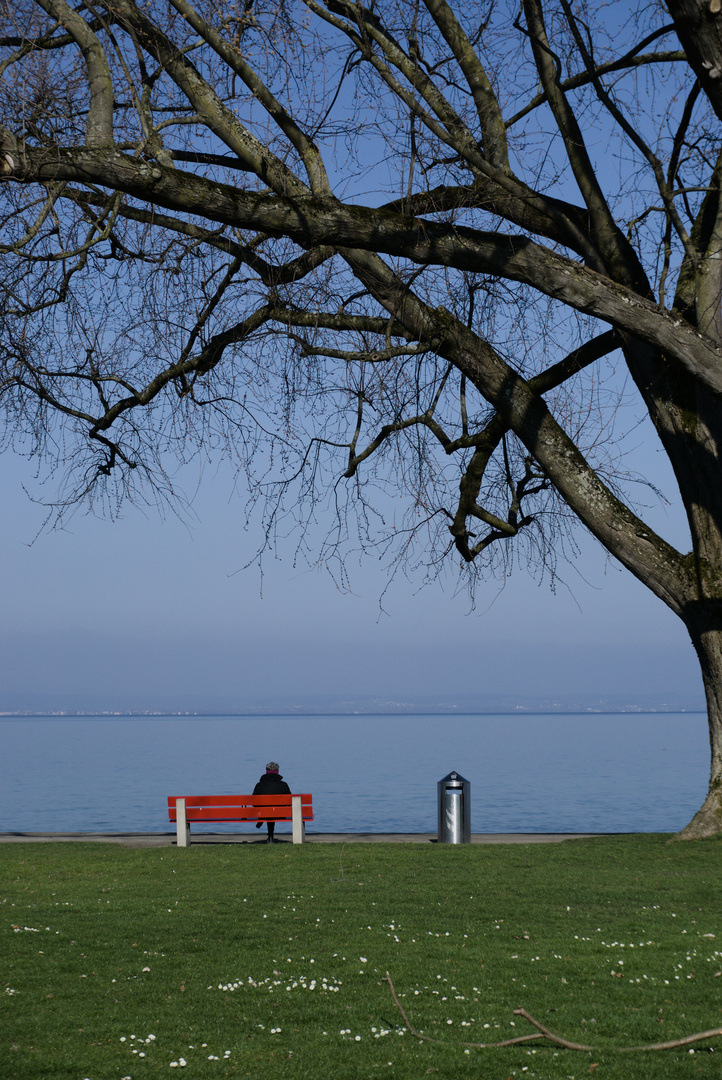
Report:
0,713,710,835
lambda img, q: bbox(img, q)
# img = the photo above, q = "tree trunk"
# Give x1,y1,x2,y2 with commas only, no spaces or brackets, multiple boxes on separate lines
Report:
675,606,722,839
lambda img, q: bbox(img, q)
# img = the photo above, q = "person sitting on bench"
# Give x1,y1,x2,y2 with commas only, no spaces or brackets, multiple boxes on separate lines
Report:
253,762,291,843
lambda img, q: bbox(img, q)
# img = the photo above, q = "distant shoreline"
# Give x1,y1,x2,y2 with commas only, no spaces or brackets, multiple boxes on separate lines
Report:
0,707,707,718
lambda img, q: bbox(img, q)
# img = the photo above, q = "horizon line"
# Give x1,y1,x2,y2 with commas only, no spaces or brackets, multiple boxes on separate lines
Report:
0,708,707,719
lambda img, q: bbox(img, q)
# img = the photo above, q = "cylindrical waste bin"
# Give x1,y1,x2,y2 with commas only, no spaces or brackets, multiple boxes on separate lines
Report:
437,771,471,844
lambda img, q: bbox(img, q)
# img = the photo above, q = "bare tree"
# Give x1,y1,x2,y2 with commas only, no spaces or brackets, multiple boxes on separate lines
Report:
1,0,721,837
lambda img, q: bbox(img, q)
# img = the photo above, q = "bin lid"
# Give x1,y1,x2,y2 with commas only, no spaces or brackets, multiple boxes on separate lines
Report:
438,770,469,785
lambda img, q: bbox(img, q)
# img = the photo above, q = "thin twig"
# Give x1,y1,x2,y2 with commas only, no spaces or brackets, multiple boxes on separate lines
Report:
625,1027,722,1052
384,972,542,1048
515,1008,722,1052
513,1008,594,1050
384,972,722,1053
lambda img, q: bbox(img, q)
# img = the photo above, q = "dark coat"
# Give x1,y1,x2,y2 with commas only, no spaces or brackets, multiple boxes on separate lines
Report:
253,773,291,796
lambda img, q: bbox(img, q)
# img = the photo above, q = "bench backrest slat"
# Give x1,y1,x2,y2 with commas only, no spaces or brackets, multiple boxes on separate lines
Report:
168,794,312,808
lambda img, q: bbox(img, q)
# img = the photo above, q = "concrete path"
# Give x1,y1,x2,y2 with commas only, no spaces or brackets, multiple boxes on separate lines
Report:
0,831,613,847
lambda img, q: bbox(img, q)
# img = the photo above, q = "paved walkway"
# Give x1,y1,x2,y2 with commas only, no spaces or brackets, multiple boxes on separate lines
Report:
0,831,612,847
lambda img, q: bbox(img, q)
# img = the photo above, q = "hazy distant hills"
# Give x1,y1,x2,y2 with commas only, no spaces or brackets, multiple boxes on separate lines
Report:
0,690,706,716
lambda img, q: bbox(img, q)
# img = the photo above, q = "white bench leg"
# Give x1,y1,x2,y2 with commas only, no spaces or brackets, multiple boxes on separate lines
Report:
176,798,190,847
292,796,305,844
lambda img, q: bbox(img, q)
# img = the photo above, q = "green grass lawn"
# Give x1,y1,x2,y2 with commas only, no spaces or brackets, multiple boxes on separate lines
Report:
2,836,722,1079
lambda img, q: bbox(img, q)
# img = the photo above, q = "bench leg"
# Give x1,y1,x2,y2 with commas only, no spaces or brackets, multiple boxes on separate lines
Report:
292,796,305,844
176,798,190,848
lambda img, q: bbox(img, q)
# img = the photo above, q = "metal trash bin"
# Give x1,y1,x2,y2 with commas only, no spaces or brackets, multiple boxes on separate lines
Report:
437,771,471,844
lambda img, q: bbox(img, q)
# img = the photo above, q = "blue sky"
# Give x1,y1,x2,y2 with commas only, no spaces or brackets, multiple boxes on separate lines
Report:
0,421,703,714
0,3,705,716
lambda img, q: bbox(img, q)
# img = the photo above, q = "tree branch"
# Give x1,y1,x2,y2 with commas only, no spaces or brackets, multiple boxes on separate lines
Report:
520,0,642,287
108,0,306,196
168,0,331,194
421,0,509,169
506,50,686,129
385,972,722,1052
4,141,718,391
34,0,114,145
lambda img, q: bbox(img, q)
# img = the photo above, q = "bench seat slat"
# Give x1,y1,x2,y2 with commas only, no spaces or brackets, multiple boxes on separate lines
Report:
170,806,312,822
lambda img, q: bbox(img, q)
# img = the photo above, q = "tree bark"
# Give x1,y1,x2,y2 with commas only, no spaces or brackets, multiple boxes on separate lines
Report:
667,0,722,124
676,605,722,838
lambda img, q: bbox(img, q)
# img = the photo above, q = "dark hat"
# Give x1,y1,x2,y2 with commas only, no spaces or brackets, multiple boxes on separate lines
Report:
266,761,279,773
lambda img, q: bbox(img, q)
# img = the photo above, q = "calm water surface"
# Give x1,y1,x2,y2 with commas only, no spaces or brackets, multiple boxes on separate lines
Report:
0,713,709,834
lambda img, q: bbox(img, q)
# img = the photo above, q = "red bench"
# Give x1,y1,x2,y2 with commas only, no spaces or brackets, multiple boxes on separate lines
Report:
167,794,313,847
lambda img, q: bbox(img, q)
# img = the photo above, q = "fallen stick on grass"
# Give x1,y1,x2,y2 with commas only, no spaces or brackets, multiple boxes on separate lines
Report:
384,972,722,1052
384,971,557,1049
515,1006,722,1052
